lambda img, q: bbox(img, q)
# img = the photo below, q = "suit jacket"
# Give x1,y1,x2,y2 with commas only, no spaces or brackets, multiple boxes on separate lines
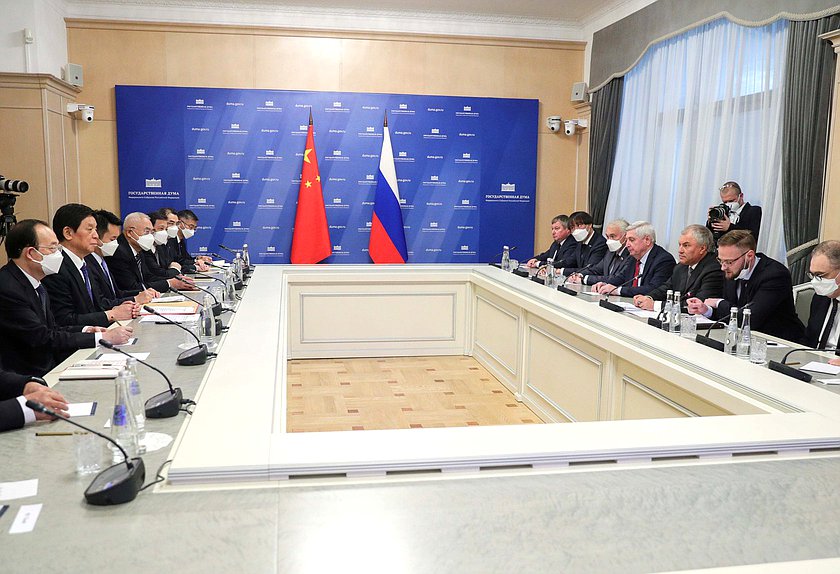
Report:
105,235,170,294
0,399,24,432
708,202,762,243
172,237,196,273
646,251,725,306
41,251,110,327
0,262,94,376
584,246,632,285
603,244,676,297
143,245,179,278
85,254,133,309
713,254,804,342
532,237,577,266
562,233,608,275
803,294,840,352
0,369,37,433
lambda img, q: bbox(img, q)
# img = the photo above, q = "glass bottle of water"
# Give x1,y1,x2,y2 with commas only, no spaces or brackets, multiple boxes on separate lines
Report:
670,291,681,334
242,243,250,271
501,245,510,271
545,257,556,289
111,368,139,463
233,252,243,282
662,290,673,331
223,269,237,309
725,307,739,355
199,293,216,350
124,358,146,453
737,308,752,360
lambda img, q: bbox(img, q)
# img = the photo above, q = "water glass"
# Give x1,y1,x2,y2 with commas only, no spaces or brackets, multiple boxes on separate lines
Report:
750,337,768,364
181,317,199,349
508,259,519,273
679,313,696,339
74,432,102,475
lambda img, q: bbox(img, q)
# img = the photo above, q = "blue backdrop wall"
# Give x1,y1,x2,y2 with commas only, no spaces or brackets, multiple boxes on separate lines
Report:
115,86,537,264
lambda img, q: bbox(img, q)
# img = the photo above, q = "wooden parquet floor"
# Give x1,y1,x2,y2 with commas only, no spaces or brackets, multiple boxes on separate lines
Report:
286,355,544,433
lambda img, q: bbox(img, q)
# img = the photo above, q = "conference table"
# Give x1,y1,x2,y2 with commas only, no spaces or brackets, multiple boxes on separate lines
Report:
4,264,840,574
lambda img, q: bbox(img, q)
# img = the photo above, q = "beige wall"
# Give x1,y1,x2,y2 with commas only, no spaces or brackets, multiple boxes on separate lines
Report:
65,19,586,248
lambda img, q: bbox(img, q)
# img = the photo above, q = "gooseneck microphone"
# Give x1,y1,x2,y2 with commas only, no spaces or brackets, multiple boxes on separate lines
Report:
26,400,146,505
99,340,188,418
768,347,838,383
169,286,224,334
219,244,239,256
173,280,222,316
189,271,224,283
142,305,208,366
557,263,595,297
489,246,518,268
598,273,642,312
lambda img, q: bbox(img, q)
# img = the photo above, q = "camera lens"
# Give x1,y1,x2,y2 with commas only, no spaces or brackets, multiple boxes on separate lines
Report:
0,177,29,193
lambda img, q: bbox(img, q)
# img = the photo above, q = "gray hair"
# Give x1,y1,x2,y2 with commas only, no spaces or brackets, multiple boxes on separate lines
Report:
813,240,840,270
681,224,715,252
627,220,656,243
606,218,629,234
123,212,151,230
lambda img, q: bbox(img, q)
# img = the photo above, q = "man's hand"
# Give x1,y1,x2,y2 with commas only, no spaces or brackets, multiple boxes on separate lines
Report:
134,288,158,305
711,215,731,232
82,326,107,333
108,301,138,321
526,258,538,268
169,261,182,271
168,277,197,291
567,273,582,284
102,326,134,346
197,255,212,263
686,297,709,316
830,358,840,367
633,295,654,310
24,386,69,421
595,283,618,295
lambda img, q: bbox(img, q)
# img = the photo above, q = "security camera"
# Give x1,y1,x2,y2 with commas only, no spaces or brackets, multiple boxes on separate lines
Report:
67,103,94,123
564,120,577,136
546,116,562,133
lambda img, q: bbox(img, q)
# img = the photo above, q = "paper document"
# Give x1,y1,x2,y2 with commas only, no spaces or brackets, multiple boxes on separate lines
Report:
151,295,186,303
141,305,197,315
0,479,38,501
9,504,42,534
66,402,97,417
816,378,840,385
140,313,200,324
800,362,840,375
94,352,150,362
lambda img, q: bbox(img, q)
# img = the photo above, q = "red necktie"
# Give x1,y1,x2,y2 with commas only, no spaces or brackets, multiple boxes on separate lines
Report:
632,259,640,287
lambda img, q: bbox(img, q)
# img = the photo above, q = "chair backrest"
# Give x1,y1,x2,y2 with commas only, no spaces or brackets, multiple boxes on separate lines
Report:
793,283,815,326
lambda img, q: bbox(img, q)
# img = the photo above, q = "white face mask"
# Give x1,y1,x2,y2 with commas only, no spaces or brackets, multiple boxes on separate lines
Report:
100,239,119,257
31,249,63,276
135,232,155,251
812,276,840,297
166,225,179,238
606,239,622,252
733,256,752,281
181,227,195,239
153,230,169,245
725,201,740,213
571,228,589,242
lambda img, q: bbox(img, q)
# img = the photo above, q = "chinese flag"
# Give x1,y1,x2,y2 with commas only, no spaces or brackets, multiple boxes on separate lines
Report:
290,112,331,264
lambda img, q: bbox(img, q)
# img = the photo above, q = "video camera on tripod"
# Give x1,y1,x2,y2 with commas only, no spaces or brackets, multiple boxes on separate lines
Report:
0,175,29,239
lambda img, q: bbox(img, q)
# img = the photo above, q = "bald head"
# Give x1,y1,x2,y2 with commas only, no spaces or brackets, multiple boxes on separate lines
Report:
123,212,153,250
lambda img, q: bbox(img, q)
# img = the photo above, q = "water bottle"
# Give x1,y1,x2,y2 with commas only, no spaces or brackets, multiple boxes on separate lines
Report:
111,368,139,463
501,246,510,271
233,252,243,282
662,290,673,331
723,307,739,354
223,268,237,309
670,291,681,334
124,358,146,453
242,243,250,272
199,293,216,350
737,308,752,360
545,257,556,289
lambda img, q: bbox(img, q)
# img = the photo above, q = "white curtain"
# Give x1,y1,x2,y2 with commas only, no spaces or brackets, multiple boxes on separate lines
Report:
604,18,789,262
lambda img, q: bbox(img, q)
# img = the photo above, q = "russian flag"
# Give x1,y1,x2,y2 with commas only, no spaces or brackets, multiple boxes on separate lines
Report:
369,117,408,263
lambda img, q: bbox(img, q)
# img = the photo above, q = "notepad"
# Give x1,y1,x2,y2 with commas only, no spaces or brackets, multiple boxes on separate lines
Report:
800,362,840,375
140,305,197,315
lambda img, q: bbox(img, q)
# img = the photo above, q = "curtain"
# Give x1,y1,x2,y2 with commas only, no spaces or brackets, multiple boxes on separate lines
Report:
588,77,624,228
782,14,840,284
604,18,790,262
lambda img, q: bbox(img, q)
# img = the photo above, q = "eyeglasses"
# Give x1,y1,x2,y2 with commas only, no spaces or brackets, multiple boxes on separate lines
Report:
807,271,838,281
716,251,747,267
35,244,62,254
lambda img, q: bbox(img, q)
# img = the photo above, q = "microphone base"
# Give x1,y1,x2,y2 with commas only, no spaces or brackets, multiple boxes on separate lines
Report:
145,387,184,418
211,302,222,316
556,285,578,296
768,360,813,382
512,268,529,278
599,299,624,313
647,318,663,329
234,281,243,291
695,335,725,352
214,318,223,336
177,344,208,366
84,457,146,506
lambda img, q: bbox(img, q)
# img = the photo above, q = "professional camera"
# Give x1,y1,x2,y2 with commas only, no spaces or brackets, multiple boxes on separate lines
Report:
708,203,731,223
0,174,29,239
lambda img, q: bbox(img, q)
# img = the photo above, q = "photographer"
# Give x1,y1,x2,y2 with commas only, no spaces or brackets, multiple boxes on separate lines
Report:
706,181,762,244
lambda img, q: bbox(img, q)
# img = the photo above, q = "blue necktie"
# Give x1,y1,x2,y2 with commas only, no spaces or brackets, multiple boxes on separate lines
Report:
99,258,116,295
80,262,94,303
35,284,48,318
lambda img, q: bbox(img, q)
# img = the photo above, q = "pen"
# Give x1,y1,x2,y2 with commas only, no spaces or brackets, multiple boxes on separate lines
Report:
36,432,74,437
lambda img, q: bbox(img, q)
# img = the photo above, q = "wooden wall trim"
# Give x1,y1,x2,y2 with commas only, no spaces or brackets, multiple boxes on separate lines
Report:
0,73,81,98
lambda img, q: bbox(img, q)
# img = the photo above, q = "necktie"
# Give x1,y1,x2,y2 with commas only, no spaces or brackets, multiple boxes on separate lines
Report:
35,284,48,318
632,259,640,287
737,280,748,307
100,258,116,295
819,299,839,350
135,254,147,290
80,262,94,304
684,266,693,293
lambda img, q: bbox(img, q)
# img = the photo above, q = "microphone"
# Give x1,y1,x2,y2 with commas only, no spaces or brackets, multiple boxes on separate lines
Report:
26,400,146,506
188,270,223,283
219,244,239,256
174,279,222,316
489,246,517,268
169,286,224,334
695,301,754,351
768,347,838,383
557,263,595,297
598,273,642,312
99,340,187,418
142,305,208,366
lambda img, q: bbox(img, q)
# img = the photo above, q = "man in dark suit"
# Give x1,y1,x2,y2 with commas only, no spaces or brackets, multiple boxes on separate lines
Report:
0,371,68,432
42,204,138,328
86,210,157,309
633,224,724,311
567,219,633,286
172,209,212,274
803,240,840,357
687,230,804,341
0,219,133,376
526,214,577,268
147,210,181,278
706,181,762,244
593,221,676,297
560,211,608,276
105,212,195,295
